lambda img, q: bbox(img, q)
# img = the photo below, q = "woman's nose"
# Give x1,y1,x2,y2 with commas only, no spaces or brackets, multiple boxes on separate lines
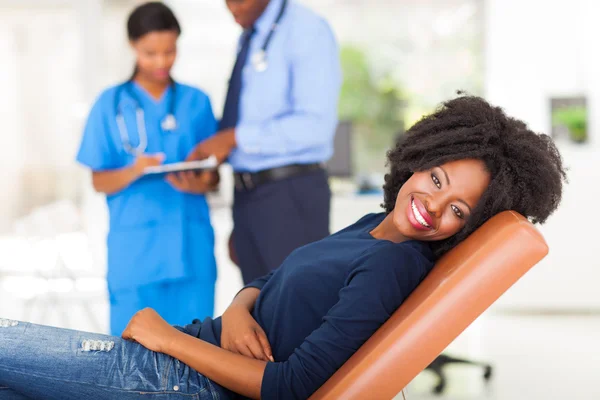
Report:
156,56,168,68
424,198,442,217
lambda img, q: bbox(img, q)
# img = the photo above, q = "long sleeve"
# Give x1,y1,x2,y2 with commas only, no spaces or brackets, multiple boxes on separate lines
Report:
235,19,341,156
244,270,276,292
260,244,427,400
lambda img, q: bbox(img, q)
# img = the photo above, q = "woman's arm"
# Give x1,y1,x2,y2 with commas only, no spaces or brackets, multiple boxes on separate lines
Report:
122,277,274,397
230,287,260,311
122,308,266,399
92,167,139,195
221,287,274,361
168,329,266,399
91,153,163,195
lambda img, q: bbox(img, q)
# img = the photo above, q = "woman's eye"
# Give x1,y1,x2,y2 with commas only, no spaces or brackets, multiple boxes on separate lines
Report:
451,205,464,219
431,173,441,189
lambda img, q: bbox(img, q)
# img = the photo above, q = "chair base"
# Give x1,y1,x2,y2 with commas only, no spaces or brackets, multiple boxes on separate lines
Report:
425,354,493,395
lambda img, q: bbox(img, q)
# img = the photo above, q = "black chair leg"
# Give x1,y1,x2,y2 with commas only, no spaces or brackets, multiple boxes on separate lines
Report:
424,354,493,395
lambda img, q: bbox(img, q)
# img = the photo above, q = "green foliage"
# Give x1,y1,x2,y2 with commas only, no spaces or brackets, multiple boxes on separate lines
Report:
552,106,587,143
338,45,407,172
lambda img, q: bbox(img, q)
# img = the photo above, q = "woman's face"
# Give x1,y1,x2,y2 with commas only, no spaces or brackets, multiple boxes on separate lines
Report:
131,30,178,83
393,158,490,242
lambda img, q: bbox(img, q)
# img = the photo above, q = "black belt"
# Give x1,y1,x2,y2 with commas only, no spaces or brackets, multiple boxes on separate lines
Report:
234,163,323,191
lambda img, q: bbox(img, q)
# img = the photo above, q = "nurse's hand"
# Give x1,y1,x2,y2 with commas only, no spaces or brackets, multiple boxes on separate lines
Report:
122,308,179,354
132,153,165,177
221,304,274,362
166,170,219,194
187,128,236,164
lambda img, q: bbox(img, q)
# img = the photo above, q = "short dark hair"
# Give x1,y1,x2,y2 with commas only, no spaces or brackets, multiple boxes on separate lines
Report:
127,2,181,42
383,93,567,258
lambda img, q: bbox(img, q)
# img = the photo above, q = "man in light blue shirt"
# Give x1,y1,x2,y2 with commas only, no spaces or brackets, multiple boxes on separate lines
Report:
190,0,341,283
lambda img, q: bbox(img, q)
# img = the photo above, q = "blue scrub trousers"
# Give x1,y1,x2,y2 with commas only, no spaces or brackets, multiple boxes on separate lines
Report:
109,278,215,336
233,169,331,284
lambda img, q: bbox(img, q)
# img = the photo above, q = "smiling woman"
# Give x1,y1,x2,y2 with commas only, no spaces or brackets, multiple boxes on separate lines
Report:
371,159,490,244
382,94,566,258
0,94,566,400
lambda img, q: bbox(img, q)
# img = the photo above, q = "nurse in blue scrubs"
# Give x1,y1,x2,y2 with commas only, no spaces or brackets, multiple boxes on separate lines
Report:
76,2,218,335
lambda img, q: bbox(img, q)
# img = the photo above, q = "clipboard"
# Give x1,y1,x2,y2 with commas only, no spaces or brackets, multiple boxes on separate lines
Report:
143,155,218,176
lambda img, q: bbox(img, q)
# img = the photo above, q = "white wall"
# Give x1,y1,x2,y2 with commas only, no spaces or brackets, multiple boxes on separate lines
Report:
0,0,138,232
484,0,600,310
484,0,597,138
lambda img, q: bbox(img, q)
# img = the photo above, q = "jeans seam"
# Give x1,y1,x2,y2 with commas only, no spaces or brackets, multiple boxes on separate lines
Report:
0,365,201,396
205,378,220,400
136,391,200,398
161,356,173,390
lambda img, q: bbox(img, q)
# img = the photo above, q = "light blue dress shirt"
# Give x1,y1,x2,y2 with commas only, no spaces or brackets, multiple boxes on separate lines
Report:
230,0,342,172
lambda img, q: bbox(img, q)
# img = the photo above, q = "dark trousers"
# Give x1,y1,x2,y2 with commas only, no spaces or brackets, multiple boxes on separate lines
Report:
232,169,331,284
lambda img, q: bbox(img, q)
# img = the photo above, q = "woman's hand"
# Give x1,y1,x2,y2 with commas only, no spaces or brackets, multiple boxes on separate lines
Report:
166,170,219,194
91,153,164,195
221,304,274,362
121,308,180,354
132,153,165,177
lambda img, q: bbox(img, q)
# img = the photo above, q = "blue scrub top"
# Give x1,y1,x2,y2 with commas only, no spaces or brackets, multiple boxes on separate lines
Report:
76,81,218,292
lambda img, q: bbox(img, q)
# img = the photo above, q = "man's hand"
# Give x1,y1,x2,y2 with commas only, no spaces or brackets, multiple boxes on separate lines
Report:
221,304,274,362
187,129,236,163
166,170,219,194
228,230,239,266
121,308,180,354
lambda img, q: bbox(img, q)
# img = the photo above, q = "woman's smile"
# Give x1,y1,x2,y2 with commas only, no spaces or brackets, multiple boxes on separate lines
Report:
407,196,434,231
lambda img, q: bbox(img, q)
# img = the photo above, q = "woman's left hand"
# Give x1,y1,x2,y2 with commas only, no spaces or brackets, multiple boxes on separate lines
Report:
121,308,180,353
167,170,219,194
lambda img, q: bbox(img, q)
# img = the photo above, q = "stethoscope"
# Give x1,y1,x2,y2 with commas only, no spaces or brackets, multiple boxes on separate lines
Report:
250,0,288,72
114,80,177,156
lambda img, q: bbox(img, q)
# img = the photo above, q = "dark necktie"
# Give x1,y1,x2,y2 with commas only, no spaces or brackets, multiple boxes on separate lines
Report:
219,27,255,130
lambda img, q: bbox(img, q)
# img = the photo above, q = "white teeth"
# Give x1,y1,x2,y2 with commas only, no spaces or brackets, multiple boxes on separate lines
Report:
411,199,431,228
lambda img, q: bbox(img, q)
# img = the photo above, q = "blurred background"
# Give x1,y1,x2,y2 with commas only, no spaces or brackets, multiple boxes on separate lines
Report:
0,0,598,399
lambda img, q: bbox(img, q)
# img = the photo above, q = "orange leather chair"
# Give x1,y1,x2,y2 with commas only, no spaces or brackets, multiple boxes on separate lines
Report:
310,211,548,400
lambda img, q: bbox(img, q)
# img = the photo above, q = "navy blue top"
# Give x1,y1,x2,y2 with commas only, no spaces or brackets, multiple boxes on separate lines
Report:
196,213,435,399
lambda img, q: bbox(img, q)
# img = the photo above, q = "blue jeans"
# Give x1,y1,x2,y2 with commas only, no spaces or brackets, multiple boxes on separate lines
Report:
0,319,228,400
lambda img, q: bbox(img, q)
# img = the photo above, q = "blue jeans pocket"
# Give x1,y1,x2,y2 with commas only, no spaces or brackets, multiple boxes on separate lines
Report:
164,358,211,398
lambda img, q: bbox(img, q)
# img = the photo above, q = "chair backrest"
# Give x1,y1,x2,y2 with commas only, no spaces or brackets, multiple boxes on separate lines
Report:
309,211,548,400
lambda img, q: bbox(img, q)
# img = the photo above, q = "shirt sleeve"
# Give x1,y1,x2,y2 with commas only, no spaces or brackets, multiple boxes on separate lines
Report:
231,270,276,304
243,270,276,292
260,243,428,400
76,93,120,171
194,92,218,142
235,18,342,156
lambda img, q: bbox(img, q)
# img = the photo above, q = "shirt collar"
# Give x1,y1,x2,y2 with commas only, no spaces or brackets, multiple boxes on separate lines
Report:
254,0,284,35
129,81,173,107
